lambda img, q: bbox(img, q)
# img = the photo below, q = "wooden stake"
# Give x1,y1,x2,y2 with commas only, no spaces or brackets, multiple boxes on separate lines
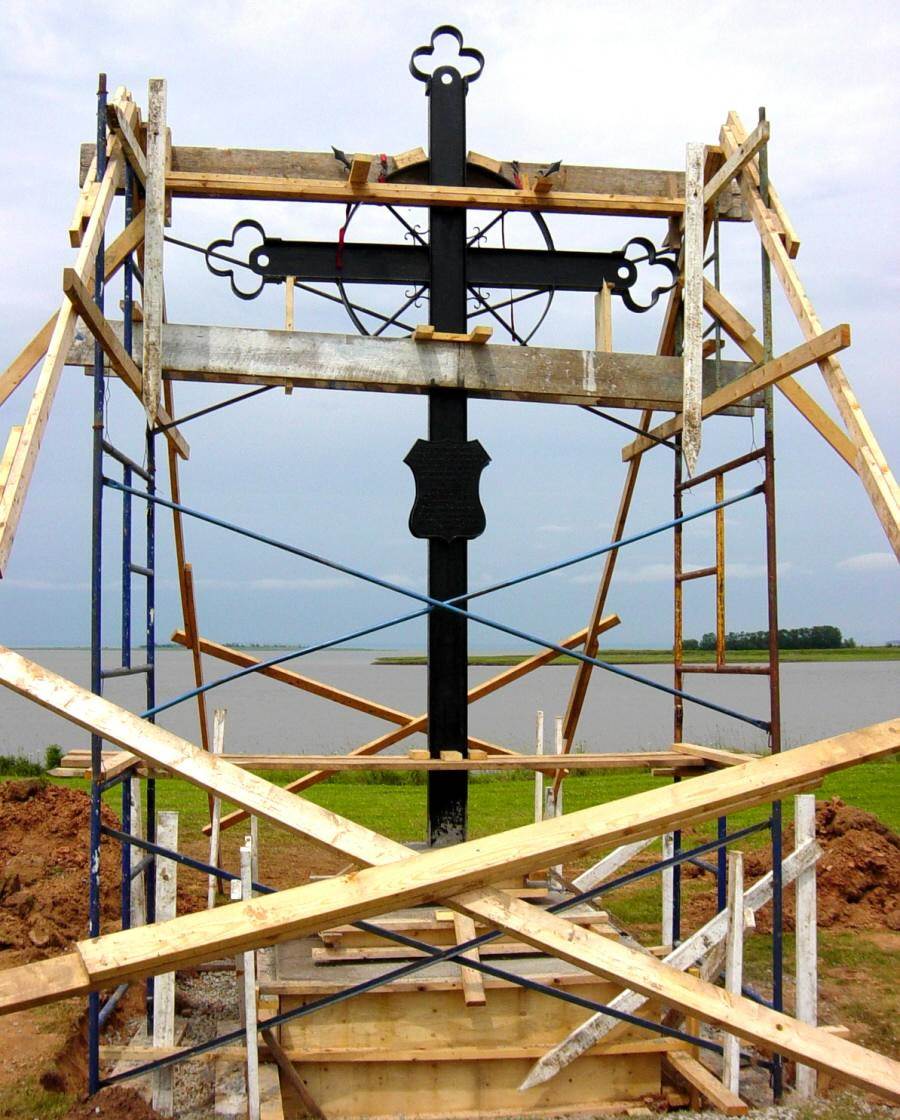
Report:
129,775,146,927
661,833,675,948
682,142,706,473
722,850,744,1094
207,709,226,909
152,811,178,1116
795,794,818,1097
142,78,167,421
240,843,260,1120
594,282,613,352
284,276,295,331
534,710,544,824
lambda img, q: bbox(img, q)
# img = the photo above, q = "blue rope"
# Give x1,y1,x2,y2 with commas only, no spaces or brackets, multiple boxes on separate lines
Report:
106,479,768,731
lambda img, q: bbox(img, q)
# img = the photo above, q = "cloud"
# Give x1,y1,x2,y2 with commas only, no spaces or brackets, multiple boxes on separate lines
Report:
536,524,573,534
3,578,90,591
837,552,896,573
197,576,353,591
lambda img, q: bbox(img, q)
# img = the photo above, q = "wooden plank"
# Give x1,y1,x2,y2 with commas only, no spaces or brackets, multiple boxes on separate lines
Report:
152,811,178,1116
661,833,675,948
0,143,123,578
522,839,822,1088
795,794,818,1097
347,155,372,185
136,751,702,773
257,1062,285,1120
722,851,744,1094
701,279,857,469
203,620,618,837
69,151,98,247
81,142,748,217
107,100,147,186
62,269,189,458
452,912,486,1006
725,122,900,556
673,742,764,767
534,710,544,823
129,775,146,928
621,324,851,460
594,283,613,352
142,78,166,421
165,169,687,217
682,143,705,473
66,321,756,412
0,428,22,493
664,1052,747,1115
571,837,654,892
703,120,769,209
722,112,799,256
260,1029,327,1120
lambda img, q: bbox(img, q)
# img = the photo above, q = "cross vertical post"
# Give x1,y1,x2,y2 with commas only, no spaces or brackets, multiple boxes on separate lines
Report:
424,51,470,846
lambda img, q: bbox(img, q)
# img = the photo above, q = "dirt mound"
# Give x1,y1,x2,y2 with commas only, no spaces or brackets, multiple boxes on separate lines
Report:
0,779,122,955
685,797,900,932
62,1087,164,1120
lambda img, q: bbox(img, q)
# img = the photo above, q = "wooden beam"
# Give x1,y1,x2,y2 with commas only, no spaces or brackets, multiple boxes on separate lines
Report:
260,1029,327,1120
164,169,688,217
726,119,900,556
66,321,756,412
0,428,22,494
621,324,851,460
81,143,748,218
452,912,487,1006
682,142,705,472
62,268,189,459
673,742,764,767
664,1052,747,1115
106,100,147,186
413,324,492,344
142,78,167,421
159,752,702,772
701,279,858,469
795,794,818,1097
347,155,373,185
722,113,799,256
703,120,769,210
523,839,821,1088
0,649,894,1099
0,142,123,578
204,619,617,836
722,850,745,1094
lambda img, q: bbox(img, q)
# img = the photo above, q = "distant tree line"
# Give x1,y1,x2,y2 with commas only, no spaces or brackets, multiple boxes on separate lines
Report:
685,626,854,651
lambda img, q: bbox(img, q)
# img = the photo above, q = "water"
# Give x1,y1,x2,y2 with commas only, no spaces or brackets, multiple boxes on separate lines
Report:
2,648,897,761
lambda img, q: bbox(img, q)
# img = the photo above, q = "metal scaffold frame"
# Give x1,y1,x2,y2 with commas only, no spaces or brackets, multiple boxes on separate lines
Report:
0,26,898,1117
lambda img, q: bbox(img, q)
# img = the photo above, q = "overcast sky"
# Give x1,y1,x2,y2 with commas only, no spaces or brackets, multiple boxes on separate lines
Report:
0,0,897,652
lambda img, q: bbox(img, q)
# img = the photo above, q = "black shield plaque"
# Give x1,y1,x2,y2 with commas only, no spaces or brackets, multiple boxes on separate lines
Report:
404,438,490,542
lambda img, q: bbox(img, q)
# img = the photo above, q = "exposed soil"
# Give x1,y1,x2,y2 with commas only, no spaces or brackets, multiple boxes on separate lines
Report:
0,780,123,956
683,798,900,932
62,1087,164,1120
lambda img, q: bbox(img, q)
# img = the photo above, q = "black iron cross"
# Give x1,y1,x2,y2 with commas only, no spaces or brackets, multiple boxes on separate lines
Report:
205,26,676,846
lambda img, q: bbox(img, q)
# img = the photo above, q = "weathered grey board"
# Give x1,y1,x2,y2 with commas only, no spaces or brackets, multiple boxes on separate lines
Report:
68,323,757,412
78,144,746,219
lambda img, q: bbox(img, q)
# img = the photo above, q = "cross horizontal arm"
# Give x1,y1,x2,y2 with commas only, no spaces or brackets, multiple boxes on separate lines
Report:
254,239,646,295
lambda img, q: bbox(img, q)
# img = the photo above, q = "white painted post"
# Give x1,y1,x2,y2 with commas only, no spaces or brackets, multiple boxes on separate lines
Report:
682,141,705,474
240,841,261,1120
795,794,818,1097
547,717,564,886
128,775,146,927
207,708,226,909
661,833,675,947
533,710,544,824
250,815,259,886
152,811,178,1116
722,849,744,1095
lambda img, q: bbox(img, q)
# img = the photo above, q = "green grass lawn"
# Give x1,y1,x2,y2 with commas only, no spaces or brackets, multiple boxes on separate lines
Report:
374,646,900,665
18,756,896,844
